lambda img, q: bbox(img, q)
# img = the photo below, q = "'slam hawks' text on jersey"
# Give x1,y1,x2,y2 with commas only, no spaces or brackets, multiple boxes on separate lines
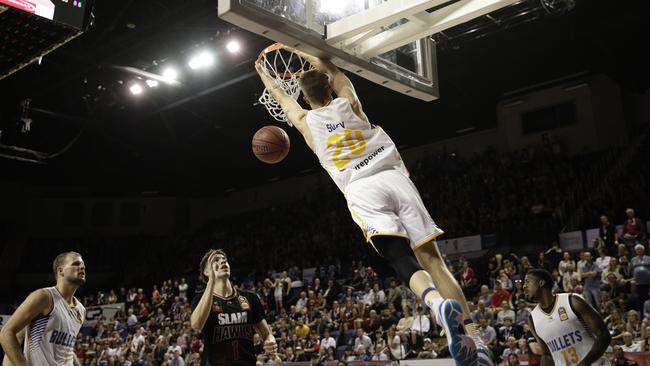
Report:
191,289,264,366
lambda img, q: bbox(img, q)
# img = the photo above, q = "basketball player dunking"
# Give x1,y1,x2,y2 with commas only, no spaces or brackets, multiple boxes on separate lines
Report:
525,269,611,366
190,249,277,366
255,45,490,366
0,251,86,366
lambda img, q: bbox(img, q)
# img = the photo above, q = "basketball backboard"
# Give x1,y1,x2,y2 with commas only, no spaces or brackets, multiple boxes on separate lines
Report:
218,0,521,101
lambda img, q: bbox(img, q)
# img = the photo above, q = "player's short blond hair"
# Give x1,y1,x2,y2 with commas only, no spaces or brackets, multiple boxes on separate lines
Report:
52,251,81,278
299,69,331,105
198,248,227,283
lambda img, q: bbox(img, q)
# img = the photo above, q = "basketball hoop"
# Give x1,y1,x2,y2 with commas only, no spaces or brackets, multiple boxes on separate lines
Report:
257,43,311,125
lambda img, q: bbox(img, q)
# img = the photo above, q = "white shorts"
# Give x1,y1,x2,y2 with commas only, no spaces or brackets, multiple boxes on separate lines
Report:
345,169,444,249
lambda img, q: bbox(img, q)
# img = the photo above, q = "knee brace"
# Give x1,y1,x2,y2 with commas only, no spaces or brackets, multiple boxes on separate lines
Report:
372,235,422,283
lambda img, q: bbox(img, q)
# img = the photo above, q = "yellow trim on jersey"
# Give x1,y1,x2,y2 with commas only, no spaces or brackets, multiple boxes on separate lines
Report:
412,230,446,250
538,294,560,316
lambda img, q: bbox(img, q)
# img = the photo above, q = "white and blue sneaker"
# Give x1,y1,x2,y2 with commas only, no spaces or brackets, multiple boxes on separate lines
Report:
438,299,478,366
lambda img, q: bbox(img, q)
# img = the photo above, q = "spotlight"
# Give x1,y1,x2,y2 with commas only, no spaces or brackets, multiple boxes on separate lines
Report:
226,40,241,53
188,51,215,70
129,83,144,95
161,67,178,81
146,79,159,88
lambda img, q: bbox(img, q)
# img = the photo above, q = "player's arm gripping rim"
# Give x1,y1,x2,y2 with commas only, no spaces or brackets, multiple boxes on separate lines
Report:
569,294,611,366
282,45,370,124
527,314,554,366
0,289,53,366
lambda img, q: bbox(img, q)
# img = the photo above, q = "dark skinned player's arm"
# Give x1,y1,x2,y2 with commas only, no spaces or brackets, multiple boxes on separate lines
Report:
569,294,611,365
528,314,554,366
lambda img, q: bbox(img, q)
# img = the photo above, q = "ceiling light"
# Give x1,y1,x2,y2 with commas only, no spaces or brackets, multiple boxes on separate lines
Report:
188,51,215,70
226,40,241,53
129,83,143,95
161,67,178,81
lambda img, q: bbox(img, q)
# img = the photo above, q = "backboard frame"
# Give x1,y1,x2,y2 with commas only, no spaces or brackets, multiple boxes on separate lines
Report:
218,0,440,101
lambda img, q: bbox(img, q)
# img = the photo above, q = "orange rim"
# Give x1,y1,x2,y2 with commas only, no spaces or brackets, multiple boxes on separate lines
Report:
258,42,304,80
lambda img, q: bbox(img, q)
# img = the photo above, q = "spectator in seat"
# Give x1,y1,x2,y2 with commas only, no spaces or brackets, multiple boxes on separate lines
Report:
417,338,437,359
626,310,641,338
600,215,619,256
295,345,310,362
612,346,639,366
595,246,612,272
623,209,646,247
477,317,497,350
497,317,522,351
602,257,622,283
501,336,519,361
567,277,584,294
478,285,492,305
507,353,521,366
496,301,516,326
562,265,581,292
491,280,511,309
459,259,478,297
558,252,576,281
620,332,643,352
580,251,602,308
642,289,650,319
386,279,401,308
620,255,634,280
472,300,495,325
619,244,631,260
609,309,627,342
510,280,527,306
537,251,553,273
295,317,311,339
379,308,398,331
320,328,336,351
411,305,431,336
296,291,308,313
514,299,531,327
284,346,297,363
633,244,650,308
353,329,373,353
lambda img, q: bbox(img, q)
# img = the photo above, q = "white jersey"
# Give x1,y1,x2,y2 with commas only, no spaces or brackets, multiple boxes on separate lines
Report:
530,293,609,366
24,287,86,366
305,97,408,193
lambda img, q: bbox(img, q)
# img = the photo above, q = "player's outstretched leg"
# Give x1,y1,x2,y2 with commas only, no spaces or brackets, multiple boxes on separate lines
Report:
373,236,477,366
415,241,493,366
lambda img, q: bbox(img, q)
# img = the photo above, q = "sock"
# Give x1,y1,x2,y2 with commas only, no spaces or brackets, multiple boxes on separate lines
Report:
422,287,444,325
464,319,478,337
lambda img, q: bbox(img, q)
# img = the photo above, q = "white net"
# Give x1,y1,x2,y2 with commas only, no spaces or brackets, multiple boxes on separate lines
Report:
258,44,311,125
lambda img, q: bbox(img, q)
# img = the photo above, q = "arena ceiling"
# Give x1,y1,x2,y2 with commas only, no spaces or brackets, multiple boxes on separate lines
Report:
0,0,648,195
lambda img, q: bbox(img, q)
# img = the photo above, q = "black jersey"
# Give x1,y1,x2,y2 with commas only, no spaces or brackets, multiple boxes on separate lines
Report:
191,289,265,366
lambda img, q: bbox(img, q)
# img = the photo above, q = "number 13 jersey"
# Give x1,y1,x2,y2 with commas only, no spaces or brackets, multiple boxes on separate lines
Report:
305,97,408,194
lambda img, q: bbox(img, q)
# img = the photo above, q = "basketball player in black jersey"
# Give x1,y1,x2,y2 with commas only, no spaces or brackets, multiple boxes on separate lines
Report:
190,249,276,366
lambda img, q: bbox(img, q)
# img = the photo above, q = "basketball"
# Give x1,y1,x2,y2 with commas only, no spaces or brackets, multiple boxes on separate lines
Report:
252,126,290,164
